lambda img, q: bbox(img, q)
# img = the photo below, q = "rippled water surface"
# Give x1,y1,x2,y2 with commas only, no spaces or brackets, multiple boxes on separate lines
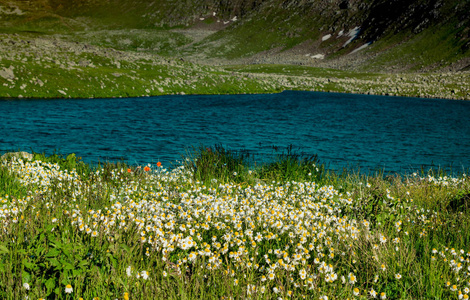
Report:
1,91,470,173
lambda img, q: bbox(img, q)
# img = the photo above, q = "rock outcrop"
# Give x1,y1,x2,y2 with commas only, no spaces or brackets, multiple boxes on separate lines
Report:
1,152,34,161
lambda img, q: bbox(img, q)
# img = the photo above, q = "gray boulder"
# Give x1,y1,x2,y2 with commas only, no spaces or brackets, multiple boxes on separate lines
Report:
1,151,34,161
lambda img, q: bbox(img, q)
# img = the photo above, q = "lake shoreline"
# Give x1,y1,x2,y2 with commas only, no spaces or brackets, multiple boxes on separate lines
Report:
1,85,469,102
1,33,469,101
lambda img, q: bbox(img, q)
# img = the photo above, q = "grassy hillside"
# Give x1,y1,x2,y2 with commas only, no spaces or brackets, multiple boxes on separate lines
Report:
0,0,469,99
2,0,469,67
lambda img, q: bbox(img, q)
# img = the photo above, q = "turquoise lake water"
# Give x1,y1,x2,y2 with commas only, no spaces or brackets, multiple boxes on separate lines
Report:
1,91,470,174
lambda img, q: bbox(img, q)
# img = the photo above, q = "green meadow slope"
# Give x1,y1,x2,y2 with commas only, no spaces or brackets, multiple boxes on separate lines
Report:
0,0,469,99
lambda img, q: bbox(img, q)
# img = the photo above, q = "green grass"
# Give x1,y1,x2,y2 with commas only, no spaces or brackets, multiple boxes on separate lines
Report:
61,29,193,57
1,148,469,299
184,4,356,60
1,48,469,99
0,162,28,198
361,23,470,73
0,42,280,99
223,64,383,79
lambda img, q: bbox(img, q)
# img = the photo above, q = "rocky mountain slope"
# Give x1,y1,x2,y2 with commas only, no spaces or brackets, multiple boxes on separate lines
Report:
2,0,470,72
0,0,469,99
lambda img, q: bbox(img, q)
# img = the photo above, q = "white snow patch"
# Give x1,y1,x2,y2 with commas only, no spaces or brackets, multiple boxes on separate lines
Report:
213,12,216,16
343,27,360,47
337,30,344,37
322,34,332,42
58,90,67,95
223,21,230,25
232,16,238,22
311,54,325,59
350,42,371,54
199,18,205,21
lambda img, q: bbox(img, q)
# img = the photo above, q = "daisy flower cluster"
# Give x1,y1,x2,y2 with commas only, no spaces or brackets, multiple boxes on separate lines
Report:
1,158,365,296
410,173,469,187
0,157,82,233
432,247,470,299
1,156,469,299
5,156,82,189
72,172,364,294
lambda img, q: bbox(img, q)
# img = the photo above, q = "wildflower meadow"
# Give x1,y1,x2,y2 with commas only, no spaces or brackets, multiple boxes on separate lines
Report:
0,147,469,299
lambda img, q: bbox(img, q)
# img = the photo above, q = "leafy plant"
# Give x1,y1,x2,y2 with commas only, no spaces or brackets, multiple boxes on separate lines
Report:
258,145,325,183
184,144,252,184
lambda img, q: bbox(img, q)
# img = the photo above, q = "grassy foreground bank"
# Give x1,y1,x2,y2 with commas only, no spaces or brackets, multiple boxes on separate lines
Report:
0,148,469,299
